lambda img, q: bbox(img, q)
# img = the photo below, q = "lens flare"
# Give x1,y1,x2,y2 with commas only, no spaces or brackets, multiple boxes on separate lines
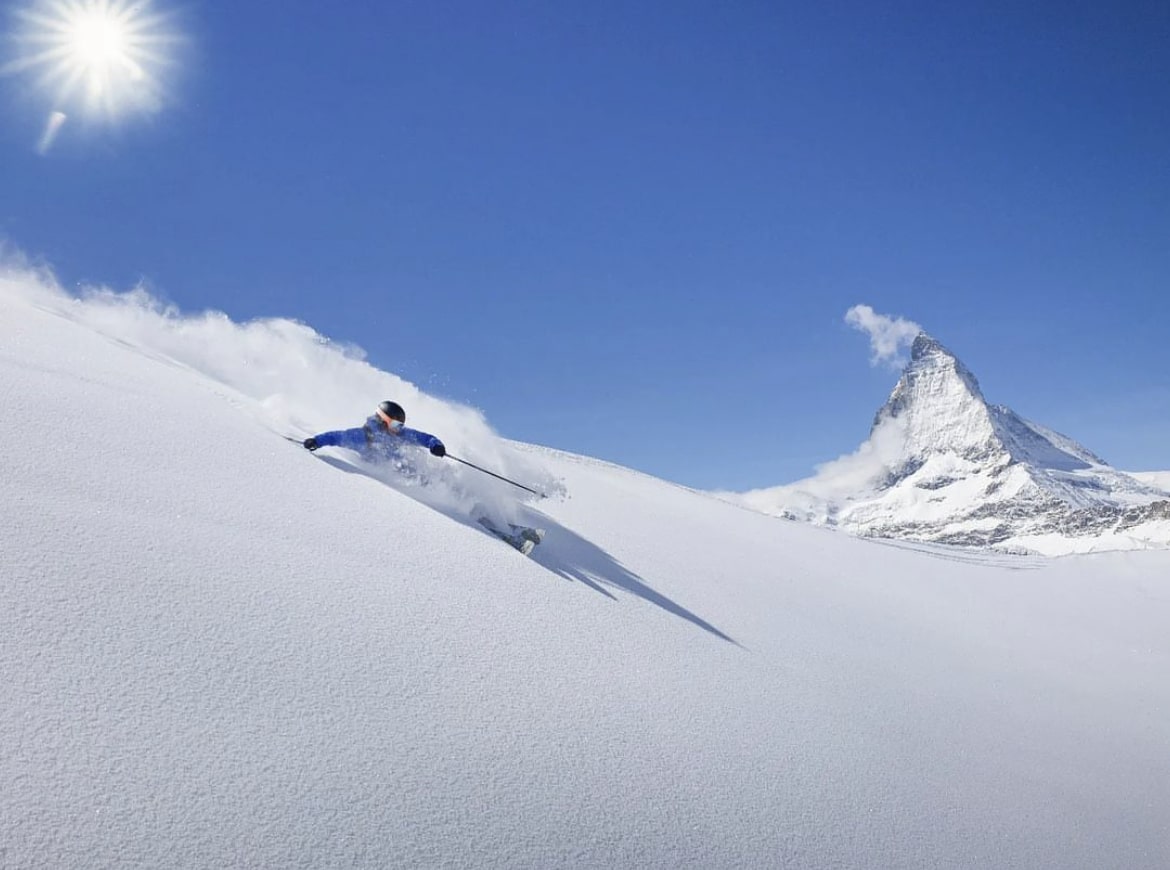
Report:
36,108,67,152
3,0,181,145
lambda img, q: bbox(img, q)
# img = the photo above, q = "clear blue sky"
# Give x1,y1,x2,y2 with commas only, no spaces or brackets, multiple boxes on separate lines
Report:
3,0,1168,489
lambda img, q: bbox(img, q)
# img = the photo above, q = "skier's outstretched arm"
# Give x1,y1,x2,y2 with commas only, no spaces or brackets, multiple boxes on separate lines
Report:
303,427,369,452
402,427,446,457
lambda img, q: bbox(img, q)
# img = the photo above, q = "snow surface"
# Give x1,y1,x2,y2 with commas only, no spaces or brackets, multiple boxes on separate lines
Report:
3,262,1170,868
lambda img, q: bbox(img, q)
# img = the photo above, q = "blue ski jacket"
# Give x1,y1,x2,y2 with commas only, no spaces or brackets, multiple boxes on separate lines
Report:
311,415,445,465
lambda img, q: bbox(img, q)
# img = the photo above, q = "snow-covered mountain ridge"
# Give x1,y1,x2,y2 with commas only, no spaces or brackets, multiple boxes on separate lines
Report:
738,334,1170,555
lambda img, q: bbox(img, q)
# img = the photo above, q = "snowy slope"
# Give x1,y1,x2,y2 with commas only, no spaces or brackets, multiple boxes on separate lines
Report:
737,334,1170,555
3,265,1170,869
1129,470,1170,494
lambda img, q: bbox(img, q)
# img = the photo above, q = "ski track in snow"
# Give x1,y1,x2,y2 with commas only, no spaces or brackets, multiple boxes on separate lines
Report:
3,266,1170,869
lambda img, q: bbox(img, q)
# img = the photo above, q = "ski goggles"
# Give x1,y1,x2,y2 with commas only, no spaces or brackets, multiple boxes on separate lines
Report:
376,408,405,432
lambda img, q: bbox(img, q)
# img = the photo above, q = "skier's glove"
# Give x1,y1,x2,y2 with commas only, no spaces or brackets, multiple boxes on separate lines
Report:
303,437,319,451
430,442,446,458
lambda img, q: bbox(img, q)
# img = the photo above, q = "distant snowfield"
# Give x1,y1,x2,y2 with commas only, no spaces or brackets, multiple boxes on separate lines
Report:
1129,470,1170,494
3,261,1170,868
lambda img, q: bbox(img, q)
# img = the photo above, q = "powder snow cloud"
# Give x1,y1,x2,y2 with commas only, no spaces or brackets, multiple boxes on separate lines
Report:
845,304,923,368
0,250,561,517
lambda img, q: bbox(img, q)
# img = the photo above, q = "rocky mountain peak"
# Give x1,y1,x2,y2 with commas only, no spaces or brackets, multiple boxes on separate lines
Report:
909,332,952,362
871,334,1000,463
739,331,1170,555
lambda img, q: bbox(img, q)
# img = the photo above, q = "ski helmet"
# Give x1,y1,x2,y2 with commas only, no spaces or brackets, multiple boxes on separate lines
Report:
377,400,406,423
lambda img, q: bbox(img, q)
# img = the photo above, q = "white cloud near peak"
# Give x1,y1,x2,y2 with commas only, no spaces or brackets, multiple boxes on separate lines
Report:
845,304,922,367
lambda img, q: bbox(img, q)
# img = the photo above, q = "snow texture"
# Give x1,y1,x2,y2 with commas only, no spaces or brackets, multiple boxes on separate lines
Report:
737,334,1170,555
3,263,1170,868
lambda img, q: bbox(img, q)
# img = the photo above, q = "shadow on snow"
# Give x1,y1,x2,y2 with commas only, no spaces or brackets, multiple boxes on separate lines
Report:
522,515,737,645
313,452,736,645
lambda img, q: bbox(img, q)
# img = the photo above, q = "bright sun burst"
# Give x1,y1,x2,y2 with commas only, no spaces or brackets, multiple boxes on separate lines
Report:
4,0,180,150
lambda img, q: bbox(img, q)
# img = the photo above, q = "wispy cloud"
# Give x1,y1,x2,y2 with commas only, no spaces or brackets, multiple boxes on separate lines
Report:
845,304,922,367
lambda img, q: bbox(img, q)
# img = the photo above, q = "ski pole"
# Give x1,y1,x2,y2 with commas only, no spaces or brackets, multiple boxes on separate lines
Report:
447,454,542,497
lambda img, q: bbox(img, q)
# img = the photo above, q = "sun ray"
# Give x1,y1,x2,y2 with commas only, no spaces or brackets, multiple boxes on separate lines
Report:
3,0,182,145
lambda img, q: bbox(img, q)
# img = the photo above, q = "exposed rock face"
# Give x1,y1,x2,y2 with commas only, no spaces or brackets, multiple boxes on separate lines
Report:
738,334,1170,555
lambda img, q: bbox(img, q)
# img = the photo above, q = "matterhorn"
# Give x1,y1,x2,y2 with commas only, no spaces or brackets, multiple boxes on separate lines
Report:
737,334,1170,555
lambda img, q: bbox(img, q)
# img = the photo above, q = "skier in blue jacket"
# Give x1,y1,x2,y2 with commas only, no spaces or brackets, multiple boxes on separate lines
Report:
303,400,446,466
304,400,542,553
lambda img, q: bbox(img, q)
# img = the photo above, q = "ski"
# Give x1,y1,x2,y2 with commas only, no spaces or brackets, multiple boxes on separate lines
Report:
478,518,544,555
511,524,545,546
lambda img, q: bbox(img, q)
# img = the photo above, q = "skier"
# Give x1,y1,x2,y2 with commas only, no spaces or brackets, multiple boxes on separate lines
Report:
303,400,446,465
302,400,542,553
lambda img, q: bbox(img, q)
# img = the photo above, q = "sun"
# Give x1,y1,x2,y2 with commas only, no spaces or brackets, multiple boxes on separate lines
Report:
68,7,136,71
3,0,181,149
